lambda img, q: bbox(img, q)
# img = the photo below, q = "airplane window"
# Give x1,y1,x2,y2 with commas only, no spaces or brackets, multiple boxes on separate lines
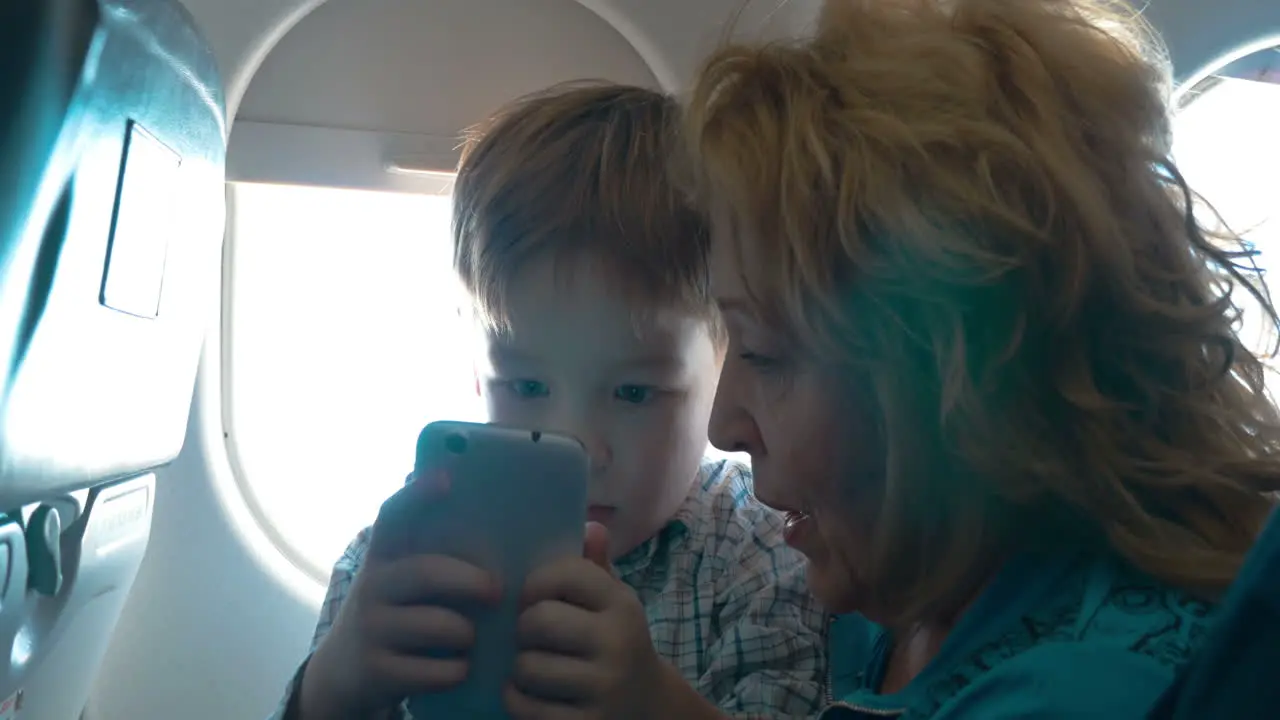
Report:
1172,46,1280,372
227,183,483,576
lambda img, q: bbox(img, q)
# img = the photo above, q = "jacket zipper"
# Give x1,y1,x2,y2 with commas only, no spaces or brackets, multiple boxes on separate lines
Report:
821,702,906,717
825,615,836,705
822,616,905,719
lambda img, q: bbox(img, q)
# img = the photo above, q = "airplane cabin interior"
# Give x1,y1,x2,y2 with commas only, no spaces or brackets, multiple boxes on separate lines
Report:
1,0,1278,717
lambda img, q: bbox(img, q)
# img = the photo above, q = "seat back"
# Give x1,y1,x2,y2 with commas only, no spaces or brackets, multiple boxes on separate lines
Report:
0,0,225,716
1147,508,1280,719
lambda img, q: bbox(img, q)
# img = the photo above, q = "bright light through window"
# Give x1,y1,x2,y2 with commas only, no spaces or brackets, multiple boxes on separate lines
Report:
1172,66,1280,365
227,183,484,576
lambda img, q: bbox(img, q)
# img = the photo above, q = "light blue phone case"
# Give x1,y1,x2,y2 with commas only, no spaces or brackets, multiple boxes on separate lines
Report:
404,421,589,719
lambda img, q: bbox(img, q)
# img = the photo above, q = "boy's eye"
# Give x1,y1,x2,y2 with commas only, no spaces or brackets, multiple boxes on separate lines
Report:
614,384,657,404
506,379,549,399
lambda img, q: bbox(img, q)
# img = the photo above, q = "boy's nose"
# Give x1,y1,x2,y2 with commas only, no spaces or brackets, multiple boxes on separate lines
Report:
578,431,612,476
548,411,611,476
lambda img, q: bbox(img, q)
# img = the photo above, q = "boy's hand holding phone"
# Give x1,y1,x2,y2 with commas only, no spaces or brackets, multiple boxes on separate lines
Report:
505,522,672,720
298,474,499,720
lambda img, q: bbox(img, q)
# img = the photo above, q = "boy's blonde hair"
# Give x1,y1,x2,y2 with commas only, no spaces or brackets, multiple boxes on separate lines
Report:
452,81,715,335
682,0,1280,628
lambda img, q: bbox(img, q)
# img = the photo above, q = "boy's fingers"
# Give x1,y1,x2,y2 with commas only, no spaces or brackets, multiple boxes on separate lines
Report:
582,521,610,570
368,471,453,560
368,483,420,560
372,653,470,694
503,685,551,720
521,558,613,612
373,554,500,606
515,599,596,656
407,467,452,496
511,651,598,702
373,604,477,653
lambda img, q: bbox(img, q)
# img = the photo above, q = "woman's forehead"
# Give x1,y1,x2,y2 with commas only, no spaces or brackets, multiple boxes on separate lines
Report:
708,234,742,293
707,210,758,289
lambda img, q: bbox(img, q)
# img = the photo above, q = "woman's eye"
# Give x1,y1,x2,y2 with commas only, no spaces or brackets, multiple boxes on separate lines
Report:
615,384,657,404
738,351,778,370
507,379,549,399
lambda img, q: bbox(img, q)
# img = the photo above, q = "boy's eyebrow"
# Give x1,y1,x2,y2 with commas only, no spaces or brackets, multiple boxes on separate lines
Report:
614,354,684,372
488,345,538,364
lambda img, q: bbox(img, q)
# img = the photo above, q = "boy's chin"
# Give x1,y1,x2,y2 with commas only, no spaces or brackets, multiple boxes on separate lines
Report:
602,522,656,562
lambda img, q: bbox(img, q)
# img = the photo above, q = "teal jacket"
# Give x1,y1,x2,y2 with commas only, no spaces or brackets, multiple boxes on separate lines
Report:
823,552,1215,719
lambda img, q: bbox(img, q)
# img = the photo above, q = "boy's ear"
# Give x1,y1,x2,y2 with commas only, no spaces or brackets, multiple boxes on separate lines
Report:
472,364,482,398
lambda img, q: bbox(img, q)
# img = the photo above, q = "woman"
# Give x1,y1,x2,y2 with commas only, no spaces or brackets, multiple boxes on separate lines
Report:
680,0,1280,717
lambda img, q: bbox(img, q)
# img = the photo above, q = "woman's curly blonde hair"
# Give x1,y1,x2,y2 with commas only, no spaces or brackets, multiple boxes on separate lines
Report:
681,0,1280,626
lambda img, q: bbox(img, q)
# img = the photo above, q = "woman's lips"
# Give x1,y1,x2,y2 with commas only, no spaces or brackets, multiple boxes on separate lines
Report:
783,511,815,548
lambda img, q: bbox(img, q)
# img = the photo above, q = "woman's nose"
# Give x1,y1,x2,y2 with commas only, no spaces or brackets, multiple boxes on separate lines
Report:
708,392,757,455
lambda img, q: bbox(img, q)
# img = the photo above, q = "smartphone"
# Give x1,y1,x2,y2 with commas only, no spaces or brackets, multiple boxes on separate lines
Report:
404,420,589,719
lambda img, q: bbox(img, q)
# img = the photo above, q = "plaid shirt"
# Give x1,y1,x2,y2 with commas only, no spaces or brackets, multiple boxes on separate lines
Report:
274,457,828,718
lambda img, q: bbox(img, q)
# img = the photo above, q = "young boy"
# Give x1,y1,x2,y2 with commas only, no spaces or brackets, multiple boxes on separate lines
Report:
274,82,827,719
